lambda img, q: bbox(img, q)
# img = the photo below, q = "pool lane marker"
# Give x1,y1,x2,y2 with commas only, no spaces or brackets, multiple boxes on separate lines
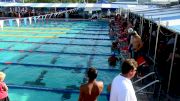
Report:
2,30,109,36
5,62,12,64
4,27,70,30
1,30,65,34
8,84,109,96
0,62,119,72
58,37,111,40
0,34,57,38
17,39,51,62
0,40,111,47
0,34,111,40
0,48,111,56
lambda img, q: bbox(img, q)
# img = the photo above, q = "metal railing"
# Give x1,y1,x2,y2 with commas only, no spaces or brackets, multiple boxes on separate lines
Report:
135,80,160,93
133,72,155,84
135,80,161,101
133,71,161,100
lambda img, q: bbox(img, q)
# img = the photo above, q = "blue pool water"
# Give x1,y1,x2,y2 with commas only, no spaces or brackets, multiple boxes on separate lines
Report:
0,20,120,101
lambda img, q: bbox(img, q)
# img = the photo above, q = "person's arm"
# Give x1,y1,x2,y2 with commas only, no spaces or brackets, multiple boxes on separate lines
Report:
2,82,8,92
78,85,84,101
98,81,104,94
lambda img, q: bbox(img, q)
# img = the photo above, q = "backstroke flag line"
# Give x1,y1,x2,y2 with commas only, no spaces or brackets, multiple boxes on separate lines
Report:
0,20,4,30
0,8,79,28
29,17,32,24
33,16,37,23
24,18,27,25
16,19,20,27
9,19,13,26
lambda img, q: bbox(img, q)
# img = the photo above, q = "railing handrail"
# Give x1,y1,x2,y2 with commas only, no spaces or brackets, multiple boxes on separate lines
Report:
135,80,159,93
133,72,155,84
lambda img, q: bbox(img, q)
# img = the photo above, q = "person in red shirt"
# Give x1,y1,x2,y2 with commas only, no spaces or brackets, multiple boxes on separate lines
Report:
0,72,9,101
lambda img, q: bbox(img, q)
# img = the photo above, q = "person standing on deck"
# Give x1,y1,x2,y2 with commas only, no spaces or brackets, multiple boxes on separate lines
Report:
110,59,138,101
78,67,103,101
128,31,143,59
0,72,10,101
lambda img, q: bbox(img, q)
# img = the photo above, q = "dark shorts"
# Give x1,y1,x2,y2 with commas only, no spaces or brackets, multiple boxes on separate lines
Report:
0,96,10,101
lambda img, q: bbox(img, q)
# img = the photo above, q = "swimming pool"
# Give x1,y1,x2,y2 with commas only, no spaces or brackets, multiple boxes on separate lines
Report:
0,20,120,101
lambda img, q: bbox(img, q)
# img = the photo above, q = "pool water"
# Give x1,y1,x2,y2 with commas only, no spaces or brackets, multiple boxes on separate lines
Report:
0,20,120,101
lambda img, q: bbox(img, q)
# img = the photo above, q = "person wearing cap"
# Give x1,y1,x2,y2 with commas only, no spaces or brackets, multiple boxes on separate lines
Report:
0,72,9,101
110,59,138,101
78,67,103,101
127,28,134,44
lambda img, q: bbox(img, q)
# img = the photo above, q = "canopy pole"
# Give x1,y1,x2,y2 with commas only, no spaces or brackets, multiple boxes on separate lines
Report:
140,14,144,36
128,9,130,22
55,7,57,13
153,18,161,71
148,16,153,56
167,34,178,93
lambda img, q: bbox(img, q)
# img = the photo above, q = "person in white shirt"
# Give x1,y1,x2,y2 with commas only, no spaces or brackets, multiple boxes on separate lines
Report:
110,59,138,101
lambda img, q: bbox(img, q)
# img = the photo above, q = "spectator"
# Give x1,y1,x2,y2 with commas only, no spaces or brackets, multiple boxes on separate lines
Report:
78,67,103,101
110,59,138,101
0,72,9,101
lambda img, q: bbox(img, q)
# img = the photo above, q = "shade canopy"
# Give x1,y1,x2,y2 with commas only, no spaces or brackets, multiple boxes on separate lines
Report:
0,2,153,9
133,6,180,34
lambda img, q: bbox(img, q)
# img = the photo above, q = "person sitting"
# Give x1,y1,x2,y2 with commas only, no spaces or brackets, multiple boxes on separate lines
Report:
78,67,103,101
